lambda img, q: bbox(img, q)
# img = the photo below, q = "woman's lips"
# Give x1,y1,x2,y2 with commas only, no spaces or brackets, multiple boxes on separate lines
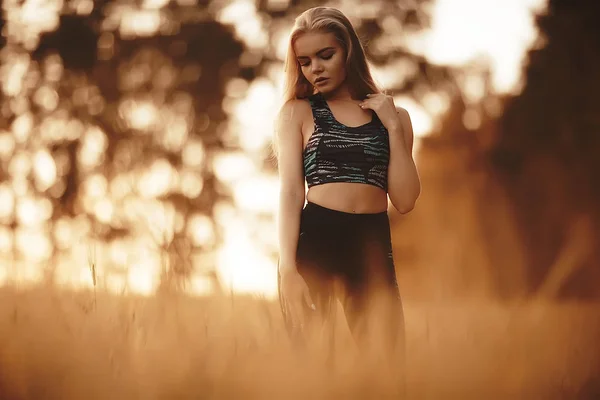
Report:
315,78,329,86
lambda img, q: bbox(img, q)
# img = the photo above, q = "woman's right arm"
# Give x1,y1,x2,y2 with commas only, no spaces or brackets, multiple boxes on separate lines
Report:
275,100,306,270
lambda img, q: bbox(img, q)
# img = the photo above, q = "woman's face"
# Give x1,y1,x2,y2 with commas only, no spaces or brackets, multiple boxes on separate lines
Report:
293,31,347,94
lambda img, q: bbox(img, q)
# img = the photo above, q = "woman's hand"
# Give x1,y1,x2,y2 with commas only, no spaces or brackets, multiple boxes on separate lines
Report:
359,93,403,134
279,262,316,329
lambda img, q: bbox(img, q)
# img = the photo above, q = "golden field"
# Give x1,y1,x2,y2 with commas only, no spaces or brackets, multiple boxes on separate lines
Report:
0,285,598,399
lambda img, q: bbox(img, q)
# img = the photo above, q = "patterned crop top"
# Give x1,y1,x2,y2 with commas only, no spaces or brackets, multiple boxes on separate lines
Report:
303,92,390,191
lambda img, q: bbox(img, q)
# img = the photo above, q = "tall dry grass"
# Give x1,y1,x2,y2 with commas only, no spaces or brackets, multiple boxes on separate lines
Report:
0,284,598,399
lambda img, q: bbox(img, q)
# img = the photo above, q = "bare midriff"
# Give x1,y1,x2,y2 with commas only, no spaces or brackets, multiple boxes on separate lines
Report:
306,182,388,214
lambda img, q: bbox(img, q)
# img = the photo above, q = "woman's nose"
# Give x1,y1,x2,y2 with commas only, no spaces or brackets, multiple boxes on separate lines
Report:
311,61,324,74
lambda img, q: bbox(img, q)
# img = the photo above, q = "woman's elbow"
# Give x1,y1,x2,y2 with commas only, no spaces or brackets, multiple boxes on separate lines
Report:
394,201,416,214
390,190,420,214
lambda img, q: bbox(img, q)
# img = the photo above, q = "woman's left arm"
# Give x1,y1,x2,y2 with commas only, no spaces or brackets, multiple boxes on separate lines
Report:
360,94,421,213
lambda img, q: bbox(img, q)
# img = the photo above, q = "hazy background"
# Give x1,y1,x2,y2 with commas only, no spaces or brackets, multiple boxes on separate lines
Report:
1,0,599,398
3,0,597,301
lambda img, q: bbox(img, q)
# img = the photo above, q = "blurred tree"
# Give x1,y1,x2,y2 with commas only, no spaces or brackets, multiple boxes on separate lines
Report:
399,0,600,301
396,0,600,301
0,1,6,51
0,0,458,293
489,0,600,299
1,1,246,290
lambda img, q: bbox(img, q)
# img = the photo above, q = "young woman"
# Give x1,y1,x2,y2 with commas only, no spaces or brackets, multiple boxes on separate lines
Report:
274,6,421,360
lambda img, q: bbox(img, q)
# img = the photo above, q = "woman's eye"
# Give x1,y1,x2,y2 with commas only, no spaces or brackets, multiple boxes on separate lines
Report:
298,53,333,67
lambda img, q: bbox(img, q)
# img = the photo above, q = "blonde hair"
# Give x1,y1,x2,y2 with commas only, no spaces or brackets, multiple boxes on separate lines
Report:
270,7,381,163
282,6,381,102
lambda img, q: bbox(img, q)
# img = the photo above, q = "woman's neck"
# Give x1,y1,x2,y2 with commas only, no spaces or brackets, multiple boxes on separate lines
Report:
321,84,357,101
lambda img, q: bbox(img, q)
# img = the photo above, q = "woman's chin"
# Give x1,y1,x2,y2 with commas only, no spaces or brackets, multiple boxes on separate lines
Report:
317,84,335,94
317,80,344,95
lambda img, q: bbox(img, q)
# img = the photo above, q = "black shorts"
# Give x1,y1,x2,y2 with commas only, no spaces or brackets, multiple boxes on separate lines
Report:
278,201,404,348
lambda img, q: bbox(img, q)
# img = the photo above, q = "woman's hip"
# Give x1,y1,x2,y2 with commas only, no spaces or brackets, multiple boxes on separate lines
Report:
297,201,395,279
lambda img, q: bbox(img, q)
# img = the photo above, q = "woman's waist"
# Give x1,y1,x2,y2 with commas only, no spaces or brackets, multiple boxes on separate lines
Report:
300,201,390,238
299,200,391,246
306,182,388,214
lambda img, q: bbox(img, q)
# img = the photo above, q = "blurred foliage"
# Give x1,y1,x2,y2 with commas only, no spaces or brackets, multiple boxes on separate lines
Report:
2,0,596,299
0,0,458,289
0,0,249,291
410,0,600,300
489,0,600,298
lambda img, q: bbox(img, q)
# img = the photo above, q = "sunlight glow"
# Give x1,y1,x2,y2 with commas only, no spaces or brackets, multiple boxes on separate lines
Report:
0,185,15,220
120,99,158,131
83,174,108,199
3,0,60,49
53,218,74,250
182,140,206,168
0,133,16,160
188,214,215,247
162,119,189,152
143,0,169,9
187,275,214,295
218,0,268,50
1,54,30,96
213,151,256,183
33,85,59,112
73,0,94,15
94,198,114,224
120,9,162,38
411,0,547,94
16,196,52,227
233,175,279,214
33,150,57,191
371,59,418,91
8,152,31,179
12,112,33,143
217,210,278,298
110,174,134,199
232,78,278,153
0,264,6,286
394,96,434,140
79,126,108,169
0,227,12,254
137,159,177,198
15,228,52,262
128,260,158,296
0,0,548,300
179,169,204,199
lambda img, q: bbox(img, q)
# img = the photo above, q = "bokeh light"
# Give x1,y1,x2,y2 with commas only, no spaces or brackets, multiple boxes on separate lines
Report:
0,0,568,303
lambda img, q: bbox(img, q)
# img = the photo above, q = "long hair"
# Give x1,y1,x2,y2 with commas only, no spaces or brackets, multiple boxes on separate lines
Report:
282,7,381,102
271,7,381,163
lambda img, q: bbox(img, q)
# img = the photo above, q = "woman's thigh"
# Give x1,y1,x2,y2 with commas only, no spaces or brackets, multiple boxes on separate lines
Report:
338,222,405,356
278,216,339,339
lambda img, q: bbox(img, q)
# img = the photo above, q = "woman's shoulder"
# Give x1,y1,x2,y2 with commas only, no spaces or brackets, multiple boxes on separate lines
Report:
277,98,313,125
395,105,410,117
394,106,412,127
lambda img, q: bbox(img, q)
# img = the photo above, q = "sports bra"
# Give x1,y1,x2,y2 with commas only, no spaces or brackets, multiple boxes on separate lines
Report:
303,92,390,191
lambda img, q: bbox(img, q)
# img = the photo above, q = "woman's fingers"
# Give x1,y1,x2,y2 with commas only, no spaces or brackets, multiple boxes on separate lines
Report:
303,285,316,311
283,289,304,329
281,272,315,331
290,298,305,329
